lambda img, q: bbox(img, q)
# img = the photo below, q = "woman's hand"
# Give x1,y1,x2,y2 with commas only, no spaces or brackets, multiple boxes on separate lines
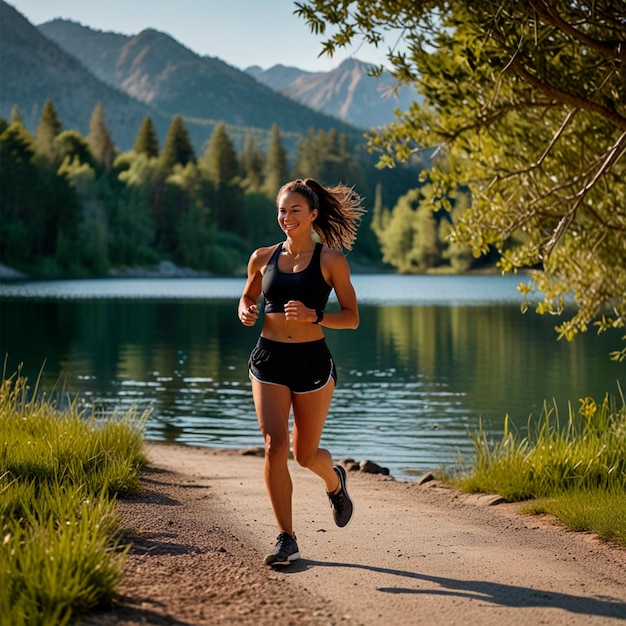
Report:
239,303,259,326
284,300,315,323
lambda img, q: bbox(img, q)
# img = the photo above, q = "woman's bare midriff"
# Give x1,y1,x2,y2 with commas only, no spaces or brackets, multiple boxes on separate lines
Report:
260,312,326,343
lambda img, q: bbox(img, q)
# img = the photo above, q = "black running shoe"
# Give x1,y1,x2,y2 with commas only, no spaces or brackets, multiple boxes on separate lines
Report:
327,464,354,527
263,531,300,566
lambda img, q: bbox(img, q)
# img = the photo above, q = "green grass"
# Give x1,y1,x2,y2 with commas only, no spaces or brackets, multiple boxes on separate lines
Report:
522,488,626,545
0,368,147,626
449,390,626,547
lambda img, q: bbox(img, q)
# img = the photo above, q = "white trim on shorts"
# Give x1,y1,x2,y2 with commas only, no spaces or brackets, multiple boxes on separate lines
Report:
248,358,335,394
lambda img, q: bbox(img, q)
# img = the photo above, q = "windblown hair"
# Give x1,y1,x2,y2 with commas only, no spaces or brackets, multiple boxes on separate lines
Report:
276,178,366,250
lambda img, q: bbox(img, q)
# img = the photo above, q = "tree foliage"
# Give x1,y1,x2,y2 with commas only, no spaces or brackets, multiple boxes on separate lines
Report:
296,0,626,358
200,123,244,234
160,115,196,172
201,123,239,187
239,133,264,192
87,102,116,171
55,131,94,168
373,186,446,273
35,98,62,166
110,155,158,267
1,102,429,277
9,105,22,125
133,116,160,158
292,127,364,189
261,123,289,199
0,122,80,269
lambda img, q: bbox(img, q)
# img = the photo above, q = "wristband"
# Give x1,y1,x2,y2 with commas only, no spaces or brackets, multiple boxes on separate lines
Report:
313,309,324,324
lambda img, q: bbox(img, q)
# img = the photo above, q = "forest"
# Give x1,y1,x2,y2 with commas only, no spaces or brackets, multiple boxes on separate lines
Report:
0,99,478,278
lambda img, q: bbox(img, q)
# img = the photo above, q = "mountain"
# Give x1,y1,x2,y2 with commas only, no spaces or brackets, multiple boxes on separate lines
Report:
37,18,362,141
0,2,364,153
1,1,415,156
0,1,166,150
247,59,422,129
246,64,307,91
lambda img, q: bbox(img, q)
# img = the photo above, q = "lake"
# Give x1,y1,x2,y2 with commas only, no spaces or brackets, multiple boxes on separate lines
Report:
1,275,623,480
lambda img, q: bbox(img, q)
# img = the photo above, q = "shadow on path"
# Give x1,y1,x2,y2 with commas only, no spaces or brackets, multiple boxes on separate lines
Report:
284,559,626,620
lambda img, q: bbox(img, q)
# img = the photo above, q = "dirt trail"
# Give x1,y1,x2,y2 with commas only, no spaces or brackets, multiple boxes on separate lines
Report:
83,444,626,625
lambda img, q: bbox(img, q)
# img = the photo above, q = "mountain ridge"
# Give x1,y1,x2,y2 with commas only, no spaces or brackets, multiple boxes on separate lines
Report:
247,58,421,129
37,17,361,139
1,2,420,154
0,2,363,153
0,1,161,150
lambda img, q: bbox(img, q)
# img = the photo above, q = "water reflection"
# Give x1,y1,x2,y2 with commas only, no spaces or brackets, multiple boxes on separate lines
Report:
1,281,623,480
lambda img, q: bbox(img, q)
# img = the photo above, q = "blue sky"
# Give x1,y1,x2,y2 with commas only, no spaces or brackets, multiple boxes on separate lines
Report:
8,0,392,72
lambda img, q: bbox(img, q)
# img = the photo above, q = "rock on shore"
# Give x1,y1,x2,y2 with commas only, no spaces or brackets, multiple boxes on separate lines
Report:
0,264,28,279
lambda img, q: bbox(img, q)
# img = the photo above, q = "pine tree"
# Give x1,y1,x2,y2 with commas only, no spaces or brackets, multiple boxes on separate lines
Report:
133,115,160,158
201,123,239,187
88,102,116,170
261,124,288,199
35,98,63,165
160,115,196,172
200,123,243,233
239,133,264,192
10,104,23,124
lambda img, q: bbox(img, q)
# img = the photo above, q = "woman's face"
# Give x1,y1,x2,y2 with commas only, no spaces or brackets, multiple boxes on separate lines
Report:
277,191,317,237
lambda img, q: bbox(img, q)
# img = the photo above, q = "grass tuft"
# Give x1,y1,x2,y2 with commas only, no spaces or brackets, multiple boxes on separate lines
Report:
522,488,626,545
450,390,626,546
0,367,147,625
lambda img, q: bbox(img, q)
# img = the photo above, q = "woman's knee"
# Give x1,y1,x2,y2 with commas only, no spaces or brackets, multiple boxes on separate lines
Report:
264,433,290,461
293,445,318,469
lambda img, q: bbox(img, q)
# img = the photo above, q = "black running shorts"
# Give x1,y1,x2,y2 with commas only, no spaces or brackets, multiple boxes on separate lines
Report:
248,337,337,394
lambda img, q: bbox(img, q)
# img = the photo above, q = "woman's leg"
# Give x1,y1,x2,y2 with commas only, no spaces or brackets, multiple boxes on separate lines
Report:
291,380,341,493
251,379,295,535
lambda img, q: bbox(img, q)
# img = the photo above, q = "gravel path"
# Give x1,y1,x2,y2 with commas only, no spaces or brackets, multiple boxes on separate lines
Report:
82,444,626,626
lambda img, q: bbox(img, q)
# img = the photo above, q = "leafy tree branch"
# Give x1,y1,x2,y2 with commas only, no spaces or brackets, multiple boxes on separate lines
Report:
296,0,626,358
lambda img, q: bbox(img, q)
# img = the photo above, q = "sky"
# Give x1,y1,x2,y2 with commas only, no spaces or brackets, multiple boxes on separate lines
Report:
8,0,393,73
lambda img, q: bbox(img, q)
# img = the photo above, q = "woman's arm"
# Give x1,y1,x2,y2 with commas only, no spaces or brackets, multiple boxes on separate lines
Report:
238,247,268,326
319,248,359,330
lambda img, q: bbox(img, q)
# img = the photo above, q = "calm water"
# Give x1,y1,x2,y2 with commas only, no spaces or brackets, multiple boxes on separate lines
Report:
1,275,623,480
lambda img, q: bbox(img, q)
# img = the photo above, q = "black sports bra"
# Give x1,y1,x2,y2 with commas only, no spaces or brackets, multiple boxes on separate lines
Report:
262,242,332,314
